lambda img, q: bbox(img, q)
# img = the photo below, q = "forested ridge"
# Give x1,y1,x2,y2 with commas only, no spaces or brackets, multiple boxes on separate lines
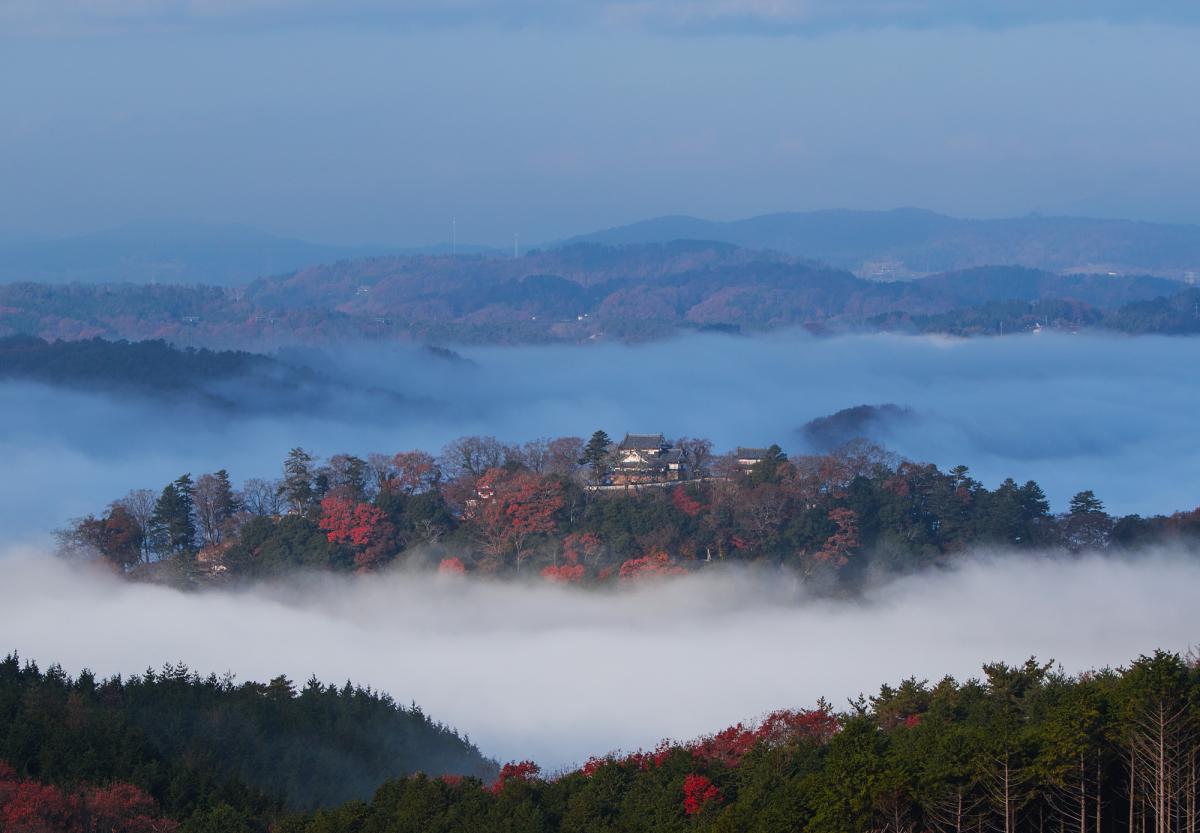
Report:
0,334,410,413
1,244,1195,347
273,650,1200,833
4,651,1198,832
60,430,1200,589
0,654,496,831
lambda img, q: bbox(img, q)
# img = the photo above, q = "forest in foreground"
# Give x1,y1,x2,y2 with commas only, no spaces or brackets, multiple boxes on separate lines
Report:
2,650,1197,832
59,430,1200,591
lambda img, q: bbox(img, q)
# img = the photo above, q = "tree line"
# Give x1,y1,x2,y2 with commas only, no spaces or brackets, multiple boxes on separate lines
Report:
4,650,1197,832
59,432,1200,588
272,650,1200,833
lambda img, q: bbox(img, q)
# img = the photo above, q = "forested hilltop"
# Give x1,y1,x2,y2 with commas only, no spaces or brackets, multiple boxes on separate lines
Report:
0,654,496,831
0,334,413,413
60,431,1200,589
4,650,1197,833
0,334,310,408
1,243,1195,347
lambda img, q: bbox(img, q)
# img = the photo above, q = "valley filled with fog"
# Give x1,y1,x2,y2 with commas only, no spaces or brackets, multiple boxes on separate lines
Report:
1,330,1197,543
0,547,1195,770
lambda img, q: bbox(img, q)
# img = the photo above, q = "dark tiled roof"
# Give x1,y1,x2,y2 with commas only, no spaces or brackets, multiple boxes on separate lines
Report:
620,433,666,450
736,447,772,460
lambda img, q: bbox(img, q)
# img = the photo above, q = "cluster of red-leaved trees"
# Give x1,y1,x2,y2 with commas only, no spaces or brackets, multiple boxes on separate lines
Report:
0,761,177,832
550,706,840,818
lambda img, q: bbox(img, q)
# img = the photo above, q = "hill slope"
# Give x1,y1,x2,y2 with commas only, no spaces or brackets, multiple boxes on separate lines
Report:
568,208,1200,279
0,244,1187,345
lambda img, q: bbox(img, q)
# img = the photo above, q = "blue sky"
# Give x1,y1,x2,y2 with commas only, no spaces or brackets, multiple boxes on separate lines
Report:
2,1,1198,245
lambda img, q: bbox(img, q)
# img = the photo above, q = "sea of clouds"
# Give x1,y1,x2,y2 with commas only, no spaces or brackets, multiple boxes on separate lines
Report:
0,548,1195,770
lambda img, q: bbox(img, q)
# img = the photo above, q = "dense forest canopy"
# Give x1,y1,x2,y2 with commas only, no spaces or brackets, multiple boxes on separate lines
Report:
0,653,495,831
0,244,1195,347
3,650,1198,833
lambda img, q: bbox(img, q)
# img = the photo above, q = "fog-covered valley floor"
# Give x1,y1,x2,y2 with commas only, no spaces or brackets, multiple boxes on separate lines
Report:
0,548,1196,770
2,331,1197,541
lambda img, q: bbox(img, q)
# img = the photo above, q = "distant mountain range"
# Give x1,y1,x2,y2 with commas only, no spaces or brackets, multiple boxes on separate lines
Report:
4,209,1200,288
566,208,1200,280
1,241,1194,346
0,221,497,286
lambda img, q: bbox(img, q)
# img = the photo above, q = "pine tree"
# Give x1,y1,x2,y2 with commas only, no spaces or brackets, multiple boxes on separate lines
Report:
148,474,196,558
579,430,613,486
280,448,316,516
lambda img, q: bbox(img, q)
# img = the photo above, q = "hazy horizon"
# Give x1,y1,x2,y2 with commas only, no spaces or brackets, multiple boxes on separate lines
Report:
7,204,1200,253
3,4,1199,247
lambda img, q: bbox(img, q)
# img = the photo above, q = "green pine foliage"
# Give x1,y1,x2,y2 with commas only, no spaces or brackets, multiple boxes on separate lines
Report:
0,654,497,826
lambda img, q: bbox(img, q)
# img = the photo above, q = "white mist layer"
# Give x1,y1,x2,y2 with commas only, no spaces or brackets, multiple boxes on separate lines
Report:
0,549,1196,770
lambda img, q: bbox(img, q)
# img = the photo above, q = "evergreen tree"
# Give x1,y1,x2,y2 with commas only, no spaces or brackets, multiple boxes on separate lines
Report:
280,448,317,516
148,474,197,558
579,430,613,486
1068,490,1105,515
214,469,241,520
748,444,788,485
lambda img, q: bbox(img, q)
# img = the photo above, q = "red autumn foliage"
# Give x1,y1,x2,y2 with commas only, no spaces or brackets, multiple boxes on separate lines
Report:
580,757,607,777
581,741,678,778
1,781,76,833
437,556,466,575
491,760,540,794
319,497,397,570
387,450,439,495
619,550,688,581
813,507,859,570
470,470,565,570
540,563,585,583
0,762,177,833
672,487,704,517
561,532,602,565
690,724,758,767
319,497,385,548
754,707,841,747
438,774,464,787
682,774,723,816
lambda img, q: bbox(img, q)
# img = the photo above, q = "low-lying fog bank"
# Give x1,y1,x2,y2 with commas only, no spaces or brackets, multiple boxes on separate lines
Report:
1,331,1197,543
1,548,1195,770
